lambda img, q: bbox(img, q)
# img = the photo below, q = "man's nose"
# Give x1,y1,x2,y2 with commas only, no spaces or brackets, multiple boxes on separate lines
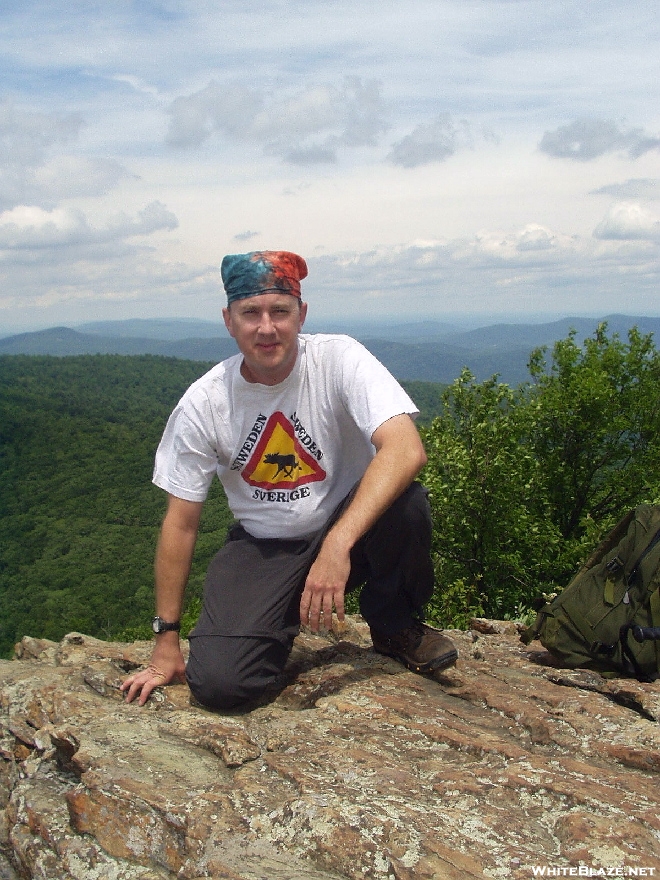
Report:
257,313,276,334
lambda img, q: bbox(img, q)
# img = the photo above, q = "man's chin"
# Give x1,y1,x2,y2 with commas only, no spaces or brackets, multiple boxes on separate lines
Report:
242,354,292,384
253,352,283,369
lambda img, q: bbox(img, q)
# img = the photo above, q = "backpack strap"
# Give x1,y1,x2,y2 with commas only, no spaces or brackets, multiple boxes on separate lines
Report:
652,585,660,675
619,626,655,682
623,525,660,680
618,588,660,682
652,585,660,627
627,525,660,586
520,601,551,645
578,508,637,574
520,614,542,645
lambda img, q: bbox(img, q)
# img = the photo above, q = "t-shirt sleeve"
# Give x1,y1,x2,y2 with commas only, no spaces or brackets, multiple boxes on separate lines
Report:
336,339,419,440
152,398,220,502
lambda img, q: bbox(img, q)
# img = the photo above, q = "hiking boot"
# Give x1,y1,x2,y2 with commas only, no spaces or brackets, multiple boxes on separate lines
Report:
370,620,458,674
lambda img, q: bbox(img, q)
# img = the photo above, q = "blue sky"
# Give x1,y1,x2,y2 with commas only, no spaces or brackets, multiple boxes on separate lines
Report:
1,0,659,333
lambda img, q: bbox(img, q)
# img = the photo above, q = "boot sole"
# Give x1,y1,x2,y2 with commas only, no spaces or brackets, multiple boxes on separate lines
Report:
373,645,458,674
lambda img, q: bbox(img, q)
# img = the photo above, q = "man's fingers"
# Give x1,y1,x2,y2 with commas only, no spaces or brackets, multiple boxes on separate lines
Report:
121,666,168,704
124,676,148,704
308,593,323,632
300,584,345,632
322,592,334,624
299,589,311,624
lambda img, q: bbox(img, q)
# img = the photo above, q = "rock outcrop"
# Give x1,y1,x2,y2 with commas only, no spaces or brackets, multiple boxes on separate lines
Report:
1,618,659,879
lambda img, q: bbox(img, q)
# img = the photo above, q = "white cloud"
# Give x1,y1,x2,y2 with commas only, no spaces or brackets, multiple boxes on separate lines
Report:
591,178,660,200
593,203,660,241
0,202,177,249
166,76,388,164
304,227,660,321
539,119,660,162
0,250,218,318
0,102,82,166
456,225,574,264
111,74,164,102
387,115,473,168
515,225,559,252
105,201,179,239
0,205,88,247
1,156,132,209
0,198,207,323
166,81,262,148
0,101,133,210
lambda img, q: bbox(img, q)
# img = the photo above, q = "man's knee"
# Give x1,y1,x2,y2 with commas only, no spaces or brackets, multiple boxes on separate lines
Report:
383,481,432,538
403,480,431,518
186,663,254,710
186,635,290,710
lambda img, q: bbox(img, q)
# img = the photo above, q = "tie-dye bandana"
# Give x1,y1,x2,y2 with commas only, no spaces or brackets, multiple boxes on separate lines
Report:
221,251,308,304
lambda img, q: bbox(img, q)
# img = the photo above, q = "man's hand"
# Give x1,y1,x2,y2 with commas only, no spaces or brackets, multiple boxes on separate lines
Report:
120,495,202,706
300,415,427,632
120,637,186,706
300,538,351,632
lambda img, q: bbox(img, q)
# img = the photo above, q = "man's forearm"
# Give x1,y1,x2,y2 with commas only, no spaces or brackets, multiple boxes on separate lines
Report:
324,415,427,554
153,495,204,622
154,516,199,622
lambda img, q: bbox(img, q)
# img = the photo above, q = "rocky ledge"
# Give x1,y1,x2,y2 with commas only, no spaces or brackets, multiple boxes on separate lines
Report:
1,618,659,880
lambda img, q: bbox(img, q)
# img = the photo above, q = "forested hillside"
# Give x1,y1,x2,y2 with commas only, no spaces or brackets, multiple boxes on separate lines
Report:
0,355,443,657
0,356,232,657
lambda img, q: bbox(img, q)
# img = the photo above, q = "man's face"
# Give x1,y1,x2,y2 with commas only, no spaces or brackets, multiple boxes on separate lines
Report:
223,293,307,385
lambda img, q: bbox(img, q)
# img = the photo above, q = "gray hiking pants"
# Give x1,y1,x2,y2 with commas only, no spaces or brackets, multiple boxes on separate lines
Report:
186,481,434,710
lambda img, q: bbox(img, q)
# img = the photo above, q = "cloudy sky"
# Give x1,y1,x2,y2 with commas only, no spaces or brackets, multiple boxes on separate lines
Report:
1,0,659,333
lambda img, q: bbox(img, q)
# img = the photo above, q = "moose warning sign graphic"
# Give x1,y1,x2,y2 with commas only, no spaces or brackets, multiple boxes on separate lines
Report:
240,412,326,491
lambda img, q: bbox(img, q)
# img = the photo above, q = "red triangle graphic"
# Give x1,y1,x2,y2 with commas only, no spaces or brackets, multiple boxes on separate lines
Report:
241,412,327,490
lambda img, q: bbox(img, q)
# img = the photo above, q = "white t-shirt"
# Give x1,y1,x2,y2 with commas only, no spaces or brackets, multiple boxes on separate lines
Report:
153,334,419,539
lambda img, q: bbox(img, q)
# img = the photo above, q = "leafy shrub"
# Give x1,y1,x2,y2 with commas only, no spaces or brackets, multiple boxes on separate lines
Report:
420,324,660,627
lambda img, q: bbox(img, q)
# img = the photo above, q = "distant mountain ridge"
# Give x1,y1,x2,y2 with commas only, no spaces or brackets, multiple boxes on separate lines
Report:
77,318,227,341
2,314,659,385
0,326,240,363
442,315,660,351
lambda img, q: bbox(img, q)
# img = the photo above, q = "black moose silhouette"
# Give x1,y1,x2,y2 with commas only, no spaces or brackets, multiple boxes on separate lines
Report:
262,452,301,478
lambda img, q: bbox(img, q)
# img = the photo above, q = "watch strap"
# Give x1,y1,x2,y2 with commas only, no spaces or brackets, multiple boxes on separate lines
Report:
152,616,181,634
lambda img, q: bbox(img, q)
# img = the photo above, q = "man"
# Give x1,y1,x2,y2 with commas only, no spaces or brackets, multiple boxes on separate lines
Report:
121,251,457,710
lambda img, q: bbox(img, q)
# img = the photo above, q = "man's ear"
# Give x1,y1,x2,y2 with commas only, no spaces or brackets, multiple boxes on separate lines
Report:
299,301,308,329
222,306,234,338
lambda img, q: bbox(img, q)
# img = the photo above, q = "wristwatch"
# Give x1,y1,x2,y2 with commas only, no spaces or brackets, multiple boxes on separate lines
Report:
151,616,181,634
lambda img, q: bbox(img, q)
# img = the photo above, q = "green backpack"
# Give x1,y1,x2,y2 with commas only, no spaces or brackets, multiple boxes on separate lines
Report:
521,504,660,681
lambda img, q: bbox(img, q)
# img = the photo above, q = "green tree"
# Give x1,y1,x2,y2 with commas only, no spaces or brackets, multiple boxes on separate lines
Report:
528,324,660,539
421,370,561,627
420,324,660,627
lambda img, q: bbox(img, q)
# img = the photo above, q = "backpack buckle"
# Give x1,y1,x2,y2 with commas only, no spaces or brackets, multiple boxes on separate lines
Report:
605,555,624,574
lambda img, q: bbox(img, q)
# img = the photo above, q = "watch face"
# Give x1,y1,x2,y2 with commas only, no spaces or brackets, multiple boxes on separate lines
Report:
152,616,179,633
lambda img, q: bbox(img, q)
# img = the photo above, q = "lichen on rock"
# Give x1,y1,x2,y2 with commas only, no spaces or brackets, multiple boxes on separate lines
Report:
1,619,659,879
